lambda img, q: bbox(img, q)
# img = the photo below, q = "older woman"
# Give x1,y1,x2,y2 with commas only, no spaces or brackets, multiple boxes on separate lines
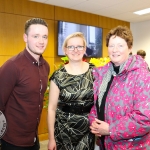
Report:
89,26,150,150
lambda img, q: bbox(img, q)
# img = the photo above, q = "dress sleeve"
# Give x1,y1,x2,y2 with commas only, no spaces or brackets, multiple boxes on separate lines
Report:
49,70,59,87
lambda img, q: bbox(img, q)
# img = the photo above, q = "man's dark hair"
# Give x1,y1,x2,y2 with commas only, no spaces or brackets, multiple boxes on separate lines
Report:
25,18,48,34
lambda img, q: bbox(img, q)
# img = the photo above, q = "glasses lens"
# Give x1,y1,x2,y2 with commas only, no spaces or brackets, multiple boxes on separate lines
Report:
67,46,74,51
77,46,84,51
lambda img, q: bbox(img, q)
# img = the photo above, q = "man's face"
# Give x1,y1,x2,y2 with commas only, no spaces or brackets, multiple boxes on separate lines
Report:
23,24,48,59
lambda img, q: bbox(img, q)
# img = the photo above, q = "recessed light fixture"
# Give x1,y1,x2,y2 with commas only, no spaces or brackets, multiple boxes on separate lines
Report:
134,8,150,15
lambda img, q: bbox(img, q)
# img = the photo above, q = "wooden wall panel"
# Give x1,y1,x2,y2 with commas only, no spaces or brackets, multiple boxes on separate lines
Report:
38,108,49,141
99,15,130,30
0,56,12,66
0,0,54,20
28,1,54,19
38,108,48,135
42,20,55,57
13,0,23,14
55,6,99,26
98,16,107,29
0,0,4,12
0,13,29,56
43,57,55,75
54,21,58,57
2,0,14,13
102,28,109,57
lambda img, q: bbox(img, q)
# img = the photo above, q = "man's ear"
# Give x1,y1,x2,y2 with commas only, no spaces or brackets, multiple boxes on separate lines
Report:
23,33,27,42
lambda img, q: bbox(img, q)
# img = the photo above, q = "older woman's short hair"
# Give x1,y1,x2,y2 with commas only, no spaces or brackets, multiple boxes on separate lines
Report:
106,26,133,49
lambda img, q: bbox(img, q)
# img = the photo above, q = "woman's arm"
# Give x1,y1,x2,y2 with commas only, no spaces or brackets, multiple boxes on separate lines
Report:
47,80,60,150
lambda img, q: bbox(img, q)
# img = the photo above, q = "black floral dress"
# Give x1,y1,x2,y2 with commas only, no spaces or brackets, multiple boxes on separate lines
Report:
50,64,95,150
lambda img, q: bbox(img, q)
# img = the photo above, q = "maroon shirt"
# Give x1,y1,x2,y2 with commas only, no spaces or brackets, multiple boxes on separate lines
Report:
0,49,50,146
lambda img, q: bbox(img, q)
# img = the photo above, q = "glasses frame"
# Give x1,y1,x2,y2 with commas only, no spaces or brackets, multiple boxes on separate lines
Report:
66,45,85,51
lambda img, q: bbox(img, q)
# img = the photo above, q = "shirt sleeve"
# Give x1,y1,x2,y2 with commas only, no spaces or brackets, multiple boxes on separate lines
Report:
0,60,18,112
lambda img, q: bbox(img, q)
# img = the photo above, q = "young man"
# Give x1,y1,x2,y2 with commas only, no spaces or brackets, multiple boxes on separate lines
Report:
0,18,50,150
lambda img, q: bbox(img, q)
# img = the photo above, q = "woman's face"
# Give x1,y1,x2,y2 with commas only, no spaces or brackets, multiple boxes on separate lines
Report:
108,35,132,66
64,37,86,61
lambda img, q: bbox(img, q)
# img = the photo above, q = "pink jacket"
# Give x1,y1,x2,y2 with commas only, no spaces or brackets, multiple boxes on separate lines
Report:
88,55,150,150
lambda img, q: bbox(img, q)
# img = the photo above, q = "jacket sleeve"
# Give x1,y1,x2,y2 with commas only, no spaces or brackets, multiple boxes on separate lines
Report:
88,102,97,125
109,70,150,141
0,60,18,112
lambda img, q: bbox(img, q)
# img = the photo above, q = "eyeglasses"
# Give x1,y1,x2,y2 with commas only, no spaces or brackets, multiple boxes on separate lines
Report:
66,46,84,51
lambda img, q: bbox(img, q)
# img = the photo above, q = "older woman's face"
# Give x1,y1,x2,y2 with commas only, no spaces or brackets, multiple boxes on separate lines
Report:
108,35,132,66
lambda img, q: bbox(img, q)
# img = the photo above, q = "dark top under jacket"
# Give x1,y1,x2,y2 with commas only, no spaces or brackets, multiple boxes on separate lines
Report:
96,63,119,150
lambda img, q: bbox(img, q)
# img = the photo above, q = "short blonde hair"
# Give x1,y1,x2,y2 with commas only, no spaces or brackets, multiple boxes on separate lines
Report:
62,32,87,51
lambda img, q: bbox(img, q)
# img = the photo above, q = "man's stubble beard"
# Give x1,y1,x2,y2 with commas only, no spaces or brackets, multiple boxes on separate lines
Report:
27,44,43,56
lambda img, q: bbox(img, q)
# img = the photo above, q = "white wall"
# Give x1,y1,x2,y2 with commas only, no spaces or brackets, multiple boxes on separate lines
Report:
130,20,150,67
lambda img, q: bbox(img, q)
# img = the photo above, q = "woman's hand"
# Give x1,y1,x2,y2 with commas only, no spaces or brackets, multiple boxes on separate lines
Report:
47,139,57,150
90,118,110,136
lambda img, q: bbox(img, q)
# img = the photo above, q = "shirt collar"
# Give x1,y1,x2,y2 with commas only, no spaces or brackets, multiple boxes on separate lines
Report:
24,48,45,66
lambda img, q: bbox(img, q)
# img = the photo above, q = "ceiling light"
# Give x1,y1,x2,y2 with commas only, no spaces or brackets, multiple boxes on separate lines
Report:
134,8,150,15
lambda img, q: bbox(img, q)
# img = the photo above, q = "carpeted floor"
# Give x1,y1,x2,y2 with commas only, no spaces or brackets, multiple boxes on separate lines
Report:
40,140,48,150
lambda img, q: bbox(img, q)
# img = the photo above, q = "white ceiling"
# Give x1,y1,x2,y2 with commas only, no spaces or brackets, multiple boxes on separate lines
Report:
30,0,150,23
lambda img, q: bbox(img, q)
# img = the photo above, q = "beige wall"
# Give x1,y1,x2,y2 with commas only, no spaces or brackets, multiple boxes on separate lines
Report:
0,0,130,141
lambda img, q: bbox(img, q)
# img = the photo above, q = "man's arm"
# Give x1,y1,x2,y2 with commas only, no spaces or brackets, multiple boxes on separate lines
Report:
0,60,18,112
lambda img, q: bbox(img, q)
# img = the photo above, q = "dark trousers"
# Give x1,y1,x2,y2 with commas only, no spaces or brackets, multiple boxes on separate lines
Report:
1,138,40,150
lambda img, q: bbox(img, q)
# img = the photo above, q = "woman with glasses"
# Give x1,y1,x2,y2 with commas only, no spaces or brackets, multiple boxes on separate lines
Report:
88,26,150,150
47,32,95,150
